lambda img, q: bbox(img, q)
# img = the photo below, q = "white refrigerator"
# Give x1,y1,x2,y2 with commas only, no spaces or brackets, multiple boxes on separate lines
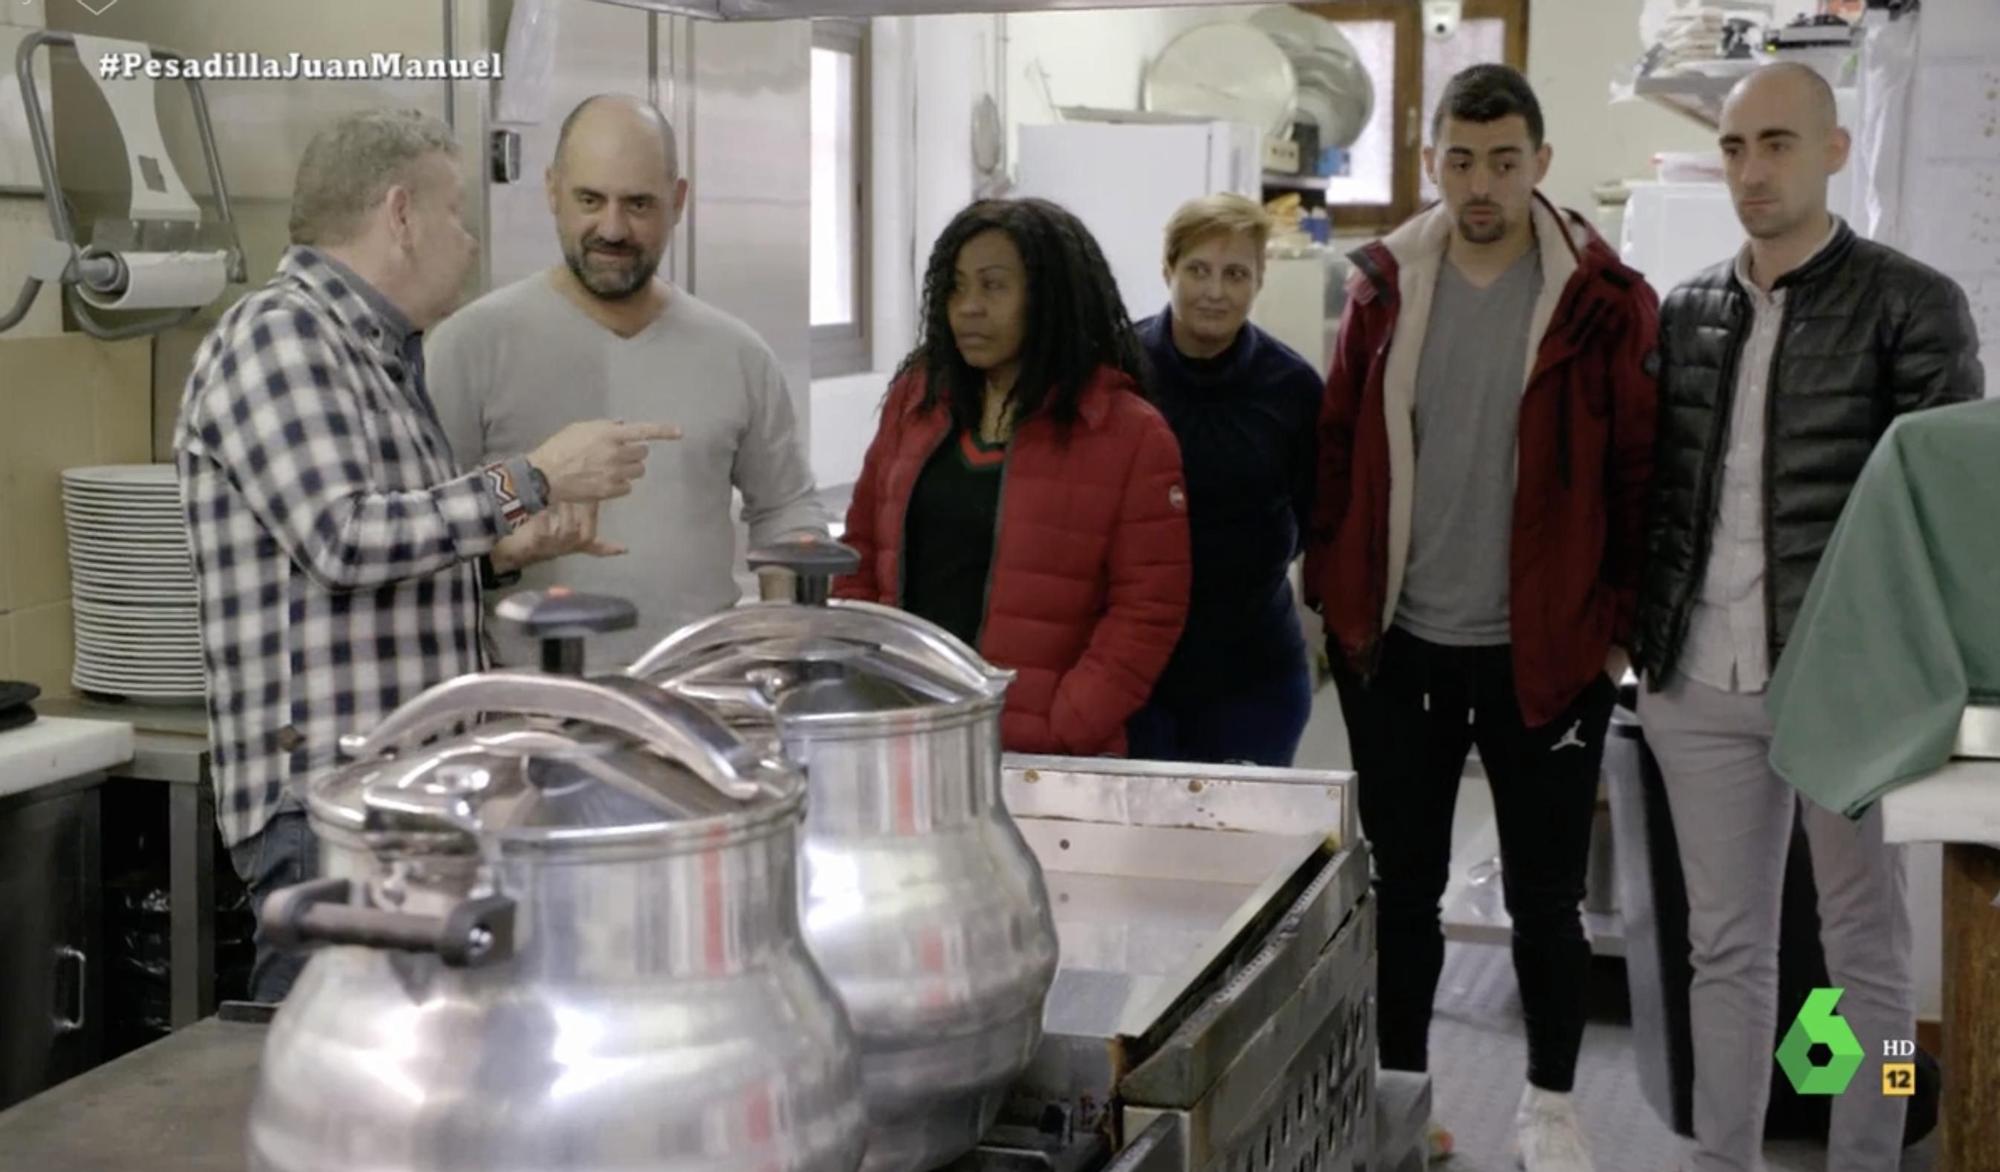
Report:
1014,119,1263,322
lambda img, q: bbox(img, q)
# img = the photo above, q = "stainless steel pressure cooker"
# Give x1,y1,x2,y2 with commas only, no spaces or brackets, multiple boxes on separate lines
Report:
629,541,1060,1172
248,591,866,1172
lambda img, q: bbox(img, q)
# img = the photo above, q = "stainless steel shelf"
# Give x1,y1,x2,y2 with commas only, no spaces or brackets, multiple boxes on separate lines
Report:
1630,73,1744,131
1263,171,1333,193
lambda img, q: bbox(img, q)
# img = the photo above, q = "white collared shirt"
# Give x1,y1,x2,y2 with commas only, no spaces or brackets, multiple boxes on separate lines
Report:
1679,218,1841,694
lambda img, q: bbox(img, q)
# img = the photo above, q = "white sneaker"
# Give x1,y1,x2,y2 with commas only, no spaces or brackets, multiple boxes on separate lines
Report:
1421,1078,1454,1161
1425,1118,1456,1161
1512,1086,1594,1172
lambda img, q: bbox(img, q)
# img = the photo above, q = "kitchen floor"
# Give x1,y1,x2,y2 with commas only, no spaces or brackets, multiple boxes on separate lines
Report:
1290,682,1938,1172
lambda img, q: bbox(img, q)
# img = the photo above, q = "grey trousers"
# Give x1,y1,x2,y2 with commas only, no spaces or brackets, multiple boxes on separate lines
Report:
1639,673,1913,1172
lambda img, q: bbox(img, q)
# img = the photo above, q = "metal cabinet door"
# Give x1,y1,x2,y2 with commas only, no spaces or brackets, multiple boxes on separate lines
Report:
0,781,104,1111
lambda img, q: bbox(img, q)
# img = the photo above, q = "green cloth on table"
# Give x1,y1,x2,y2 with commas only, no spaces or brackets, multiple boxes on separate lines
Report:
1769,398,2000,817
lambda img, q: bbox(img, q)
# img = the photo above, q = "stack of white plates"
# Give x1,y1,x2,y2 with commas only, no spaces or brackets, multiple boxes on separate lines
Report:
61,465,204,701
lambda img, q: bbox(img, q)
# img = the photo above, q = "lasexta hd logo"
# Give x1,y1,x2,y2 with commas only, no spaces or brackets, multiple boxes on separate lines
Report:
1776,987,1865,1095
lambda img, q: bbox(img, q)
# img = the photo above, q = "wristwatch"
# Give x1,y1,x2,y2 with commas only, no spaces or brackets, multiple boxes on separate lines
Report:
527,462,551,508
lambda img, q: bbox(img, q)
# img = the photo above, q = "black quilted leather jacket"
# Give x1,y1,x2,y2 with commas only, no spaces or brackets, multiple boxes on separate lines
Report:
1632,220,1984,685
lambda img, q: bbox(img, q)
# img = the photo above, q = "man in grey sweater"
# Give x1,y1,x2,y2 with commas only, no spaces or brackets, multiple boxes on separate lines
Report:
430,94,827,665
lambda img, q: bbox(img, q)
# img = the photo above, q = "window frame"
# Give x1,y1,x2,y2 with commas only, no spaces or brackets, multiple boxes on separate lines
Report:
1296,0,1530,233
810,18,871,378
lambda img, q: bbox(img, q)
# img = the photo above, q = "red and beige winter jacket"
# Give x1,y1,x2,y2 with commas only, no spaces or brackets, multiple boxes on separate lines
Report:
1303,193,1661,728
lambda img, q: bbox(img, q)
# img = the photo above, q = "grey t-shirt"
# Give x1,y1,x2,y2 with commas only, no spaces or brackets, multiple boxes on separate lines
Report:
428,274,826,667
1395,249,1543,647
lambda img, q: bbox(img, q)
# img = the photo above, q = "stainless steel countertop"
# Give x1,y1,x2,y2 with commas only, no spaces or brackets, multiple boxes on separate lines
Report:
0,1018,259,1172
1022,818,1322,1046
1041,867,1266,1039
1004,756,1353,1051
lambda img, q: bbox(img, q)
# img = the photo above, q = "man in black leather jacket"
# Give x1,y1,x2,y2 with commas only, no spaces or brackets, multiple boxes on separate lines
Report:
1631,64,1982,1172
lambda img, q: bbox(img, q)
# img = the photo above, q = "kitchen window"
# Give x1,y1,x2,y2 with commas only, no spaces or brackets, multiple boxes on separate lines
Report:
812,19,870,378
1291,0,1529,232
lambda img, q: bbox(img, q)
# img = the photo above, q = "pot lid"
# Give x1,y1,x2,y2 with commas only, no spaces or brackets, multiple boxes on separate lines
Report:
306,672,802,850
628,540,1008,720
628,538,1012,720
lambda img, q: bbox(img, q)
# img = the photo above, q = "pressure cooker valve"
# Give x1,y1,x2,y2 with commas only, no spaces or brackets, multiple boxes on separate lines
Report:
747,537,861,607
495,588,638,676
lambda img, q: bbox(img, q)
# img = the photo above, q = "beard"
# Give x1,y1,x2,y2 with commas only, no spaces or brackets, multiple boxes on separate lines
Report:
563,232,661,301
1456,200,1509,245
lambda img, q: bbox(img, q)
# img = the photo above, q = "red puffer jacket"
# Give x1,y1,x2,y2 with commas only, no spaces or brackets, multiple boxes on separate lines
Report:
835,366,1191,755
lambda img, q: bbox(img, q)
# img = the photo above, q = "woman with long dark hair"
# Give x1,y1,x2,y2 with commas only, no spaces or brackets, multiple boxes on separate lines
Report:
835,198,1191,755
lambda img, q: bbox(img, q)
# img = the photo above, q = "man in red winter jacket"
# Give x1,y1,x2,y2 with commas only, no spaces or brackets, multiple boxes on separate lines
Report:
1302,64,1659,1172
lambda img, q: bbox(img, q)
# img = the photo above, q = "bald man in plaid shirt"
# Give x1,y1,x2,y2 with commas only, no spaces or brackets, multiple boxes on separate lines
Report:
176,109,677,1002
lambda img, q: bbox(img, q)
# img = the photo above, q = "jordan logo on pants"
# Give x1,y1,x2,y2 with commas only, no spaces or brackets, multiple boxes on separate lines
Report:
1552,720,1587,752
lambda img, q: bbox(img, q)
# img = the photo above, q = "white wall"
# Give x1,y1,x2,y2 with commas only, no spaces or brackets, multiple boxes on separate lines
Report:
688,20,815,437
809,371,885,491
908,15,990,355
1527,0,1717,215
867,16,918,374
808,13,990,492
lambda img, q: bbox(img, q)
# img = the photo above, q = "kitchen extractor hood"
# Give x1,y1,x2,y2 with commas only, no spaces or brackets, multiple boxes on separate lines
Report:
591,0,1276,20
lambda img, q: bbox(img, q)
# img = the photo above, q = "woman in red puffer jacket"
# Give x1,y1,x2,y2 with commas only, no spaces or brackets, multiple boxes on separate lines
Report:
835,198,1191,756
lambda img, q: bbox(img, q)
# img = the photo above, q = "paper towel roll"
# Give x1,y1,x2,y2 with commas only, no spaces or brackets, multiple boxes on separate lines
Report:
76,250,229,312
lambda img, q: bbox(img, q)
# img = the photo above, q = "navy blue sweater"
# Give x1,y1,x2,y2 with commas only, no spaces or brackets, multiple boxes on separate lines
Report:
1137,310,1323,694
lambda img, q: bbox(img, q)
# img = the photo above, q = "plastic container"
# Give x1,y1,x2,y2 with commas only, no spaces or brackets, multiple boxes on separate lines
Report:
1653,151,1727,183
1303,208,1331,245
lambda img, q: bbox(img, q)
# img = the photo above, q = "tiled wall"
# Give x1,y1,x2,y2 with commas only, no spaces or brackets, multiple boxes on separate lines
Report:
0,335,154,698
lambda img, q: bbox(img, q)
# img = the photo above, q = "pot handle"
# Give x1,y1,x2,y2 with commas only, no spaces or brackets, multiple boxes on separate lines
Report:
261,878,516,969
335,672,774,802
358,751,493,846
629,601,1012,699
641,650,787,721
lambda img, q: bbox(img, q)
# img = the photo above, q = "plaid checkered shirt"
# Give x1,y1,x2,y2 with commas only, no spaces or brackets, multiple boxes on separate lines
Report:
176,247,543,848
